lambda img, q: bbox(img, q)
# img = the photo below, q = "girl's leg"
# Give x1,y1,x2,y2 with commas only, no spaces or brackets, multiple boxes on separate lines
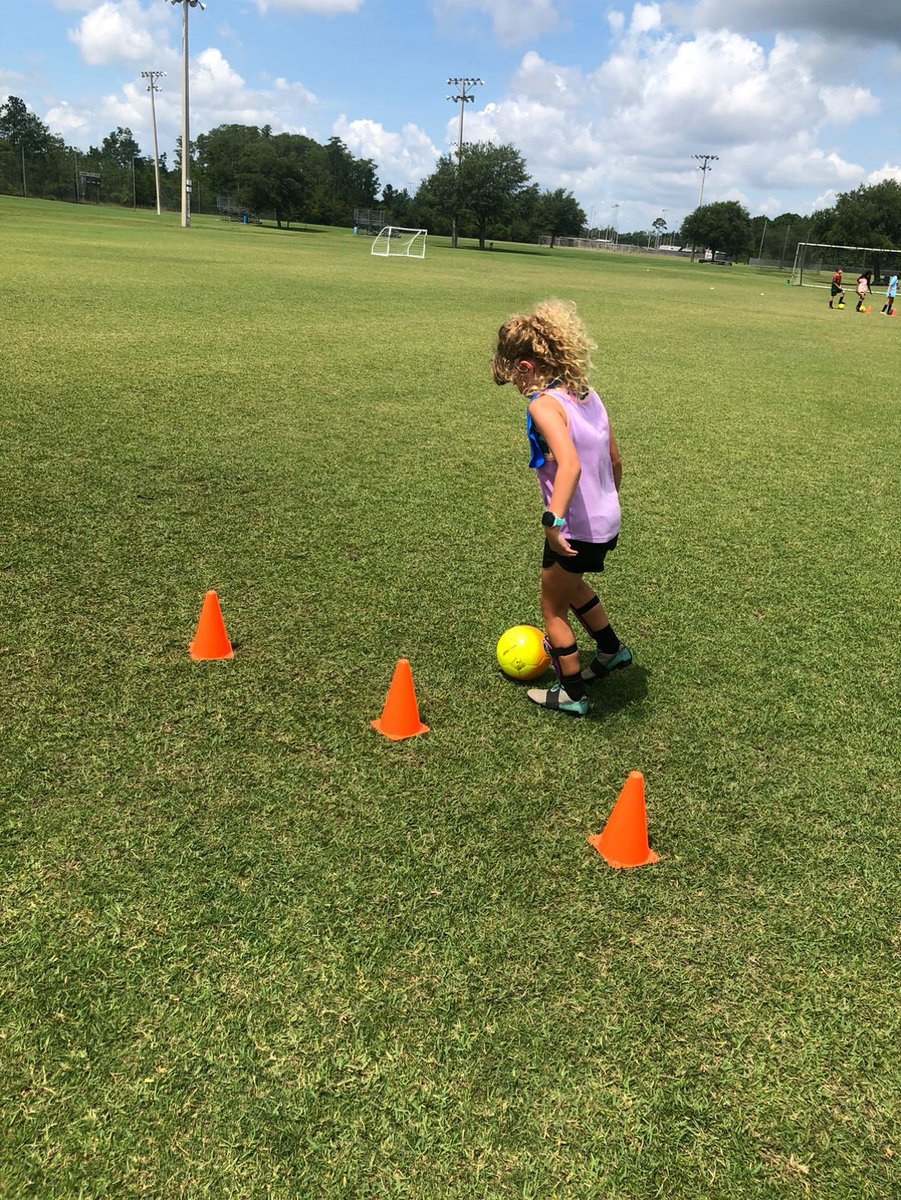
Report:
570,578,611,633
526,563,588,714
540,563,584,682
569,579,633,681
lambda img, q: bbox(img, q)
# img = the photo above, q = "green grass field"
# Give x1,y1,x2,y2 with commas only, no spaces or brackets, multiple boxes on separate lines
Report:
2,195,899,1198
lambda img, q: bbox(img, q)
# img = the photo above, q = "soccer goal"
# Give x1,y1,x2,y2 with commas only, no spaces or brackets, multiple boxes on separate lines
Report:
371,227,428,258
790,242,901,288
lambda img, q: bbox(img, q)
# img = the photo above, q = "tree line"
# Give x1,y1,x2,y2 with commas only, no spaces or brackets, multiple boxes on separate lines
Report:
0,95,586,245
657,180,901,271
5,94,901,257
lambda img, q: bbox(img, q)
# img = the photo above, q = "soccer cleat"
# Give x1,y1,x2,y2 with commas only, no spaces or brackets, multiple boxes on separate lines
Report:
526,684,589,716
581,644,633,682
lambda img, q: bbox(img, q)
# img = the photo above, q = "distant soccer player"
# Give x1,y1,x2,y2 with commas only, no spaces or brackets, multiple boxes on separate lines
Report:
881,273,898,315
855,271,872,312
491,300,631,717
829,268,844,309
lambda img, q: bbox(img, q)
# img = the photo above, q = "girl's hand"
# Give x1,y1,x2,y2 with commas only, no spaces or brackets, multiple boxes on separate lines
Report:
546,527,577,557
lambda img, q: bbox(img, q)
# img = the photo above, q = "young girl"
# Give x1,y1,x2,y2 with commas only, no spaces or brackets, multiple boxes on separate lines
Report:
492,299,631,717
855,271,872,312
881,273,898,315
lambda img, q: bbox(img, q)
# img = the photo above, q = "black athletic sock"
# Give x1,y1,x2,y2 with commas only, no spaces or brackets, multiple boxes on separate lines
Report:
594,623,620,655
561,670,586,700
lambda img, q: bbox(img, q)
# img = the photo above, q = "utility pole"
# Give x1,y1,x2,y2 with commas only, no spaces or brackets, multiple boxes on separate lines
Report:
169,0,206,228
692,153,718,209
691,154,718,261
446,77,483,249
142,69,166,215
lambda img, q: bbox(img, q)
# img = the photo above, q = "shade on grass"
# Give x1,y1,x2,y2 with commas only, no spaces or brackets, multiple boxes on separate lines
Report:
1,196,899,1198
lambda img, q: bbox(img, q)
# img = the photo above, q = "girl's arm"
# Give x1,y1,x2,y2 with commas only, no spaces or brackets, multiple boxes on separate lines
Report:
609,427,622,492
529,392,581,517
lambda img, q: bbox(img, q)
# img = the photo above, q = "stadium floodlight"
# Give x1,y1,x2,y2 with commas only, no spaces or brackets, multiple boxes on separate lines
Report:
169,0,206,228
141,70,165,215
692,153,718,209
446,77,483,249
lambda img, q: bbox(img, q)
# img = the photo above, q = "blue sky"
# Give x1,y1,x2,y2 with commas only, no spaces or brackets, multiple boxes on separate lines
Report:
4,0,901,231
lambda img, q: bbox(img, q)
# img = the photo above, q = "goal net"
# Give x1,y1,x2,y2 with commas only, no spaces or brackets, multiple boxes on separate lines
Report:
790,242,901,288
371,227,427,258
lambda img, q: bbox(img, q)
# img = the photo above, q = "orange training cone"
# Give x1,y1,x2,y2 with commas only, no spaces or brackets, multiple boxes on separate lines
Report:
370,658,429,741
189,590,234,661
587,771,660,869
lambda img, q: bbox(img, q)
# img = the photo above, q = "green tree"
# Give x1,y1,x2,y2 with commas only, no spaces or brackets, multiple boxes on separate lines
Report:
380,184,411,222
97,127,141,204
749,212,809,267
0,96,51,155
195,123,262,199
682,200,752,261
536,187,587,247
460,142,530,249
809,180,901,278
0,95,53,196
418,142,531,249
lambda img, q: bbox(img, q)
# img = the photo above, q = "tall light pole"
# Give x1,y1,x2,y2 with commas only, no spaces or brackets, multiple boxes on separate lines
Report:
142,69,165,216
611,203,620,246
692,153,718,209
169,0,206,228
446,76,483,249
132,154,138,207
691,154,718,261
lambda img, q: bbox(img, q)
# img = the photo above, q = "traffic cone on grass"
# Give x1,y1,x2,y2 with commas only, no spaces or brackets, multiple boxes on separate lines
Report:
189,590,234,661
371,658,429,741
587,771,659,869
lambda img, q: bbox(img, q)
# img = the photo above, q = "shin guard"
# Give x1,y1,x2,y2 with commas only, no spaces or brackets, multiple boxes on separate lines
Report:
542,637,579,684
570,595,601,636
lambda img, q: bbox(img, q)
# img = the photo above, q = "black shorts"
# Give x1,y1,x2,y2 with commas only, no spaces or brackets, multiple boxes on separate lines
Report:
542,534,618,574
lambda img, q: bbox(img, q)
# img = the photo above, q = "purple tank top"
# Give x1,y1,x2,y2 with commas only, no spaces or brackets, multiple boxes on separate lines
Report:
535,387,621,543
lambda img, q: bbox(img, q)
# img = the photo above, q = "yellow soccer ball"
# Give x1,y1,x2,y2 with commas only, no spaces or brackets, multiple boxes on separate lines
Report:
496,625,551,681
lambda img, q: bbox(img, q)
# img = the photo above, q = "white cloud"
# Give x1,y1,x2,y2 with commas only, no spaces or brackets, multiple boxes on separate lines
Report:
865,164,901,187
451,8,885,232
631,2,662,35
333,115,439,190
433,0,563,46
46,48,317,154
68,0,167,66
819,85,880,128
43,100,92,138
509,51,587,110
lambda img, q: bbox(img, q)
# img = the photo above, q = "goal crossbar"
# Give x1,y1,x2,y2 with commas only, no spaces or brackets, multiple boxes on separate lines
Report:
790,241,901,287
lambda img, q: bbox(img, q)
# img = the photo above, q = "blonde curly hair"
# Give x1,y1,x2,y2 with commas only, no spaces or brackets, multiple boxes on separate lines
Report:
491,299,595,394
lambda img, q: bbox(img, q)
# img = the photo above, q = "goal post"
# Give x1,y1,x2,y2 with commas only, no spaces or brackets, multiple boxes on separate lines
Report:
371,226,428,259
790,241,901,288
